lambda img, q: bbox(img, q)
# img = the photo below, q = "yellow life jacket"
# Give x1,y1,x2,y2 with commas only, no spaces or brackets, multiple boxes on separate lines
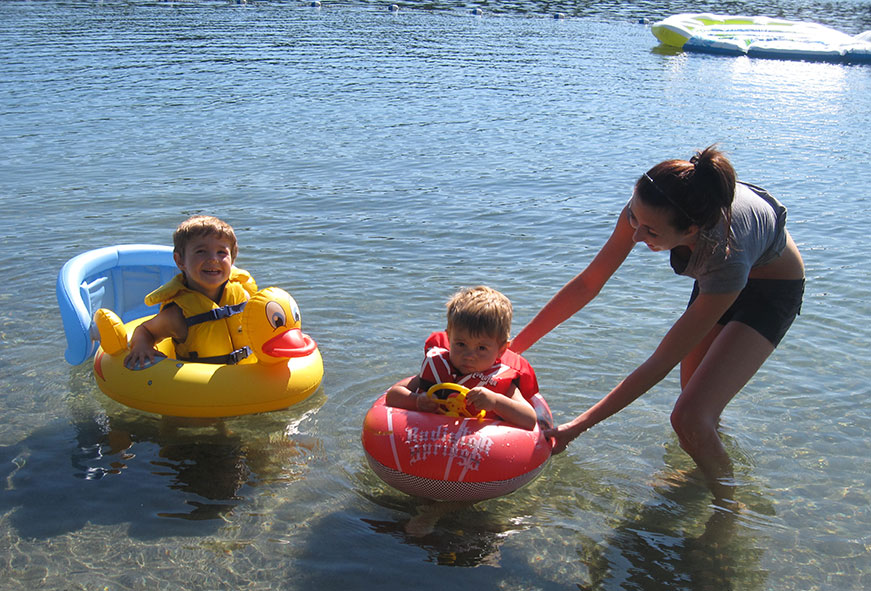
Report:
144,267,258,364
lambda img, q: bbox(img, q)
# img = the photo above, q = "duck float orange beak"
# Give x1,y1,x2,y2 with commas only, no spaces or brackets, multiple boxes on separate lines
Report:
243,287,318,363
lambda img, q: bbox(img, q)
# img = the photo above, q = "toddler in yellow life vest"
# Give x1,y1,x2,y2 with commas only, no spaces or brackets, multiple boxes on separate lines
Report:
124,215,258,369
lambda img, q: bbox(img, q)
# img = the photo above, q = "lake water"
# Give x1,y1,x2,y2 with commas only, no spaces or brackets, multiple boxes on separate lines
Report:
1,1,870,589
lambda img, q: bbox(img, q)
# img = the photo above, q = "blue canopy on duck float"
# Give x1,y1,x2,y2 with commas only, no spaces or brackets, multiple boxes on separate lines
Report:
651,13,871,63
57,245,323,418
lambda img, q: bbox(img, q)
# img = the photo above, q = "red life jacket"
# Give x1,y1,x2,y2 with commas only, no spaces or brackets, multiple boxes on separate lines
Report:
419,331,539,400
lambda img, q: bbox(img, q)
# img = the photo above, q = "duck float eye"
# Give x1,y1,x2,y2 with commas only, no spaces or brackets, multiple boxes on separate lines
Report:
265,301,286,329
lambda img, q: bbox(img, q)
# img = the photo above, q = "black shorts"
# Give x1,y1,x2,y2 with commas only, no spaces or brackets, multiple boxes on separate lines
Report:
688,278,804,347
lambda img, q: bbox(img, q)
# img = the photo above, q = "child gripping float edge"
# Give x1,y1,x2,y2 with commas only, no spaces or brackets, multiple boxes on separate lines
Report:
77,215,324,418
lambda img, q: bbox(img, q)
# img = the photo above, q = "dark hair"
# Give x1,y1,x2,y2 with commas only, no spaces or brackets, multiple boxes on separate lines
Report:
634,145,736,234
173,215,238,261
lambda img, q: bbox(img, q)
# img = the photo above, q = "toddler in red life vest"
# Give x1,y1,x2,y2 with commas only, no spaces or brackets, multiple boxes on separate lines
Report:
385,286,537,430
124,215,258,369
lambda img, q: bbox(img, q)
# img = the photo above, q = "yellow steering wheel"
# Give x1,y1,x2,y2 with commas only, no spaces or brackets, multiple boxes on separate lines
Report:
426,382,487,420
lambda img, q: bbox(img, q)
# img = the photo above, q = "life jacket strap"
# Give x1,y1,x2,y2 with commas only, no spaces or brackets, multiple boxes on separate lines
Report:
178,346,252,365
184,301,248,327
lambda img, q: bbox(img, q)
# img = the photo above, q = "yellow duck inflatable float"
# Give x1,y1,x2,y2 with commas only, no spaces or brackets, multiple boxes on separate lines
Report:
93,287,324,418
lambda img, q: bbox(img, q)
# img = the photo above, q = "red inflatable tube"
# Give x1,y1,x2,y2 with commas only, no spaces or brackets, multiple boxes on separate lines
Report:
362,390,553,501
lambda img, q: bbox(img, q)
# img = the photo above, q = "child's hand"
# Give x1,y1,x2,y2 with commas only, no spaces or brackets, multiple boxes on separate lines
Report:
415,393,441,413
385,377,442,414
464,387,498,411
466,384,536,430
124,344,158,370
121,306,182,370
124,339,164,369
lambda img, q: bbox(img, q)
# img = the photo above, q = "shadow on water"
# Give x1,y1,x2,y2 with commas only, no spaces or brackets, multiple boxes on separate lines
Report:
0,365,326,540
360,498,508,568
574,441,773,590
292,483,551,587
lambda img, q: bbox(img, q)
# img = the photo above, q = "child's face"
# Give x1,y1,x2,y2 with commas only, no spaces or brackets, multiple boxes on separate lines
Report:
447,326,507,375
173,234,234,300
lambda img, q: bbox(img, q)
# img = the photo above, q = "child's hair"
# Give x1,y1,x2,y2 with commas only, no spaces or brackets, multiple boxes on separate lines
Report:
172,215,238,261
445,286,512,343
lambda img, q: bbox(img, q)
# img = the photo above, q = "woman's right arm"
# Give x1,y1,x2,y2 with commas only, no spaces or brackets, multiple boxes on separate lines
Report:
510,205,636,354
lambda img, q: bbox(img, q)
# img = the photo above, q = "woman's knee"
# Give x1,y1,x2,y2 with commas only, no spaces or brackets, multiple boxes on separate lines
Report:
670,402,717,452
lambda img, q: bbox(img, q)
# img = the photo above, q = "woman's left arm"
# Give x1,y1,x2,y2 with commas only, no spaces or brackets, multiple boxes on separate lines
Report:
549,290,739,452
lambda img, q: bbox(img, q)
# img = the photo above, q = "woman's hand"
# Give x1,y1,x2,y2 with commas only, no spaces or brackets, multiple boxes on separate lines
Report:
545,421,586,454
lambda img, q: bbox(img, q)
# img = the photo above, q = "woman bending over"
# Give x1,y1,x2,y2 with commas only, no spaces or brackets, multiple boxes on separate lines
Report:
511,146,805,499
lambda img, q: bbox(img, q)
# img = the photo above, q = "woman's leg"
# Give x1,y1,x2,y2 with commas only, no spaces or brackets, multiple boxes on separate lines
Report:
680,323,722,389
671,321,775,500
